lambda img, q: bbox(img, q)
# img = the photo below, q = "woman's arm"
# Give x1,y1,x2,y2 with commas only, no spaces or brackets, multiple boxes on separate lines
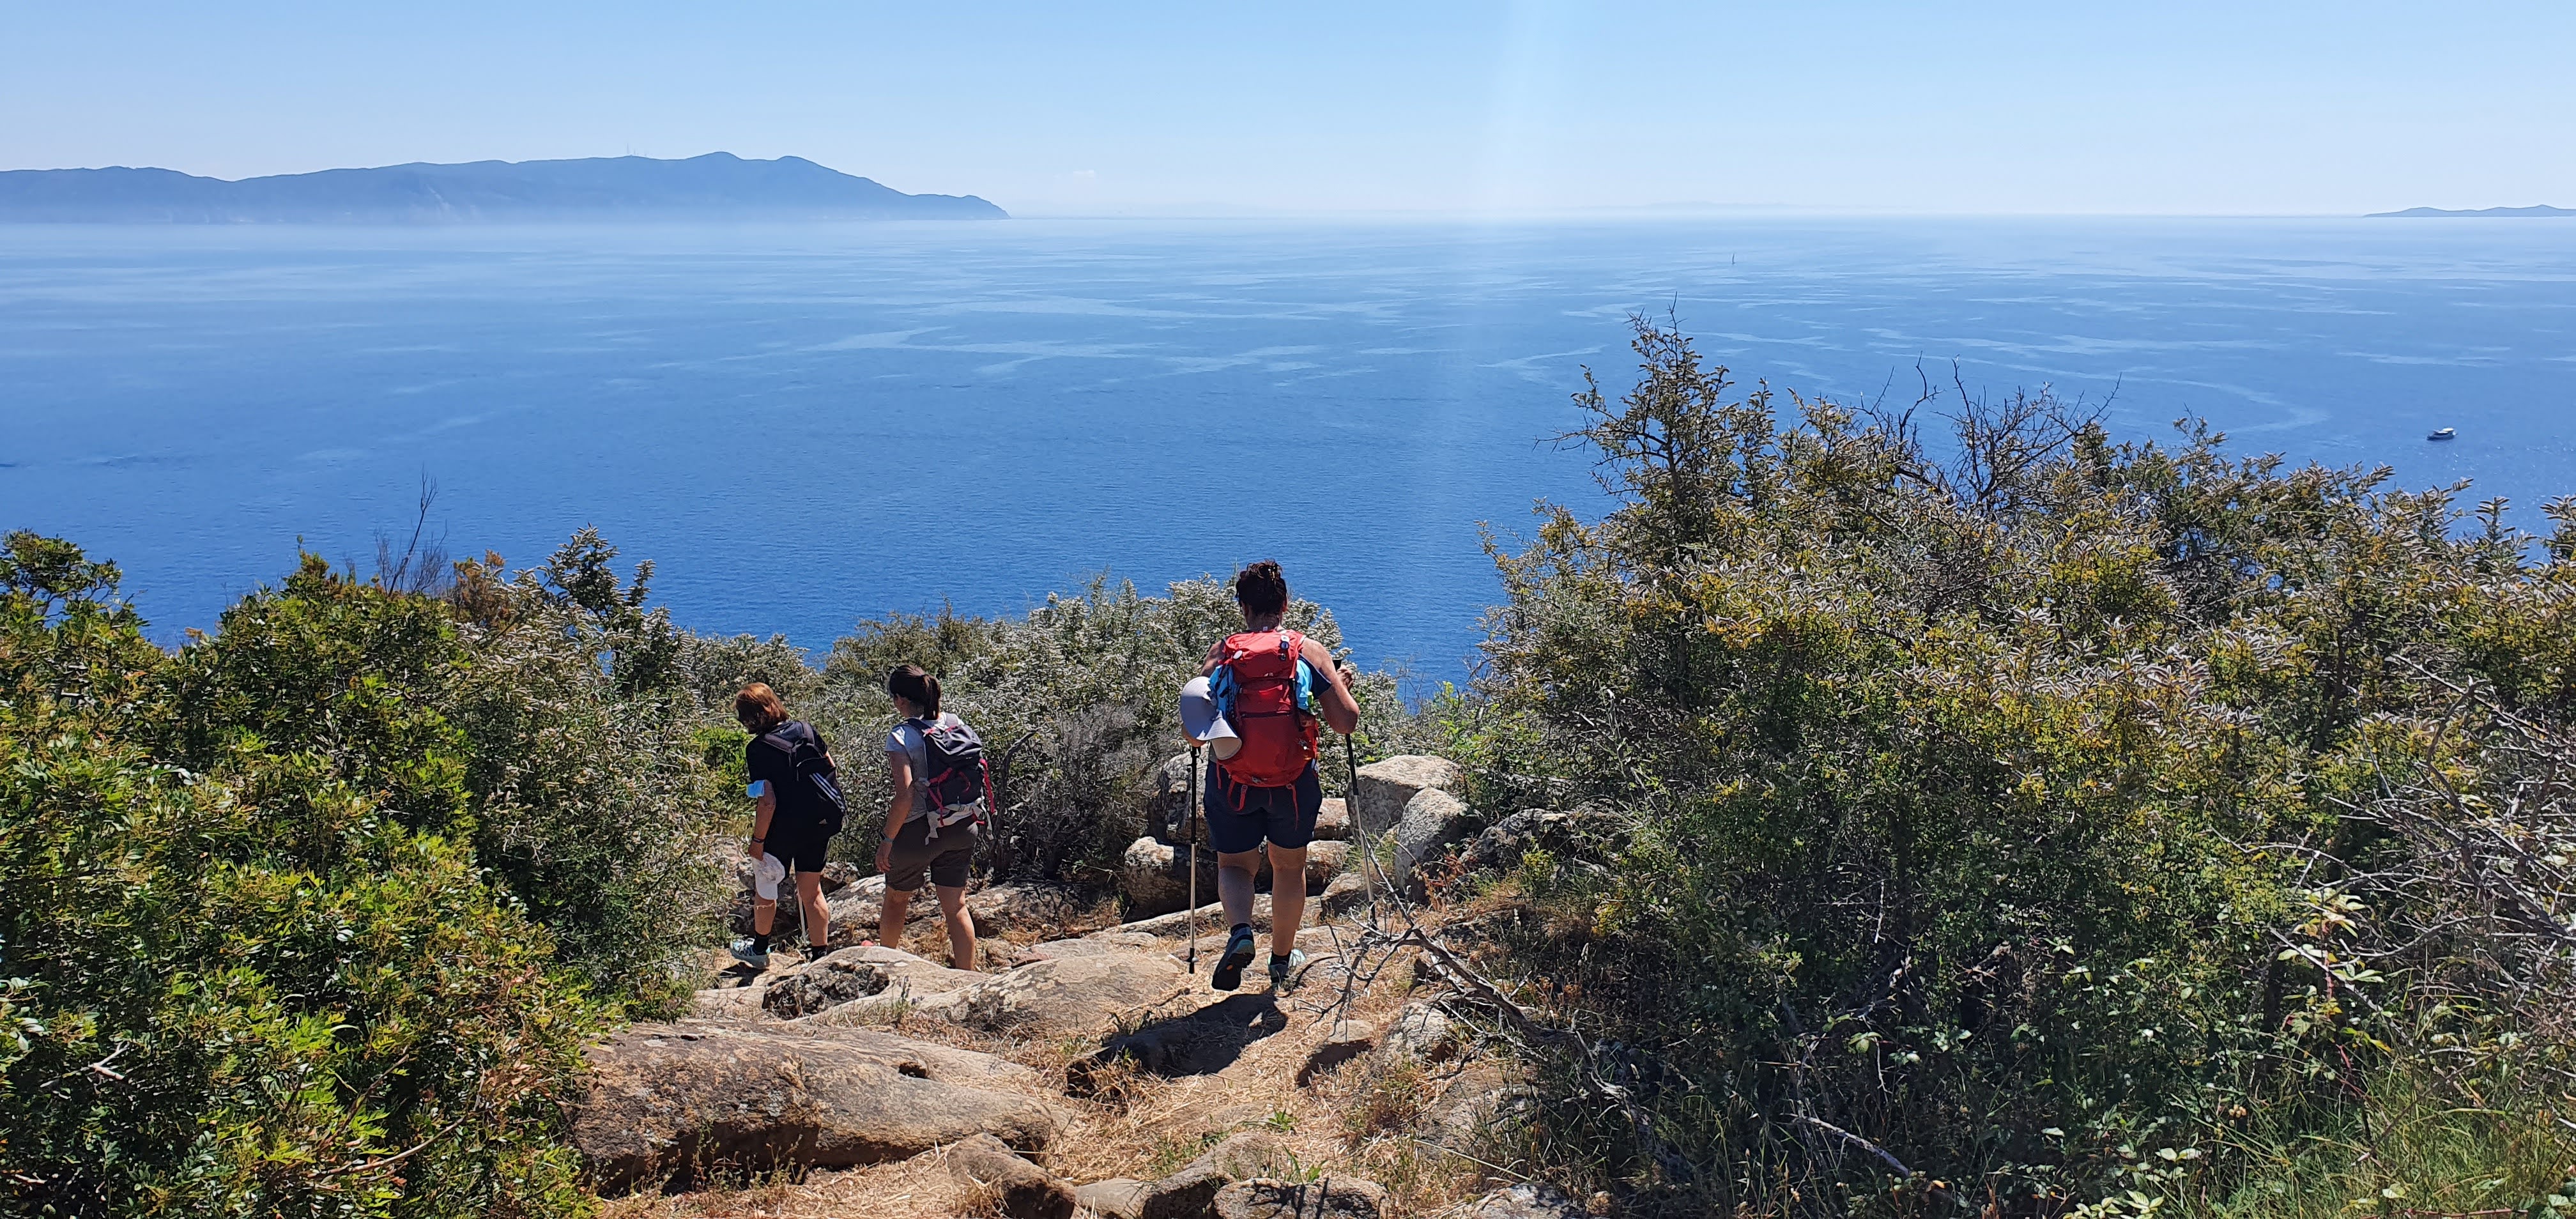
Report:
749,789,777,861
1196,637,1224,678
1302,637,1362,735
878,750,914,874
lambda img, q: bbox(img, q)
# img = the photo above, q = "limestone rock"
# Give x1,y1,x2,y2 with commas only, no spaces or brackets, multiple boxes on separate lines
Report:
1213,1177,1388,1219
919,953,1187,1037
945,1133,1076,1219
1075,1177,1150,1219
572,1024,1061,1193
1350,755,1463,832
1379,1002,1459,1064
1311,797,1351,841
1296,1019,1378,1086
1461,1183,1586,1218
818,859,861,892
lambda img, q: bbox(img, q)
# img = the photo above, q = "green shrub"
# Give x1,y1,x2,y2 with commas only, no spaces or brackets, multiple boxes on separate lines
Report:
1462,319,2576,1215
0,535,599,1216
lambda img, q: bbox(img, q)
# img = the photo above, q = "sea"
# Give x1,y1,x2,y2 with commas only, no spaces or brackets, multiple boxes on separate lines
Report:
3,217,2572,686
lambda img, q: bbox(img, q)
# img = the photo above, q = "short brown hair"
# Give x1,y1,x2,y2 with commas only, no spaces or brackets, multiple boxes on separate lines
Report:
734,682,788,732
1233,560,1289,616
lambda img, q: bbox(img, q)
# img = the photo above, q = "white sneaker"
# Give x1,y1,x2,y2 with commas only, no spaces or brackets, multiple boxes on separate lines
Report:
727,937,771,967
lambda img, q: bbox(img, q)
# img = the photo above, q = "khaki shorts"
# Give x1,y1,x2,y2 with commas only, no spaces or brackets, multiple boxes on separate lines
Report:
883,812,980,893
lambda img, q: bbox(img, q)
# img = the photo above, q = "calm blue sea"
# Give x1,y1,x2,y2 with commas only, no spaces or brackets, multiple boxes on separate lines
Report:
3,218,2573,683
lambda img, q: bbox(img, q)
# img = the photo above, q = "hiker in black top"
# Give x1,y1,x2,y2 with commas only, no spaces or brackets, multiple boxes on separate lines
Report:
730,682,841,968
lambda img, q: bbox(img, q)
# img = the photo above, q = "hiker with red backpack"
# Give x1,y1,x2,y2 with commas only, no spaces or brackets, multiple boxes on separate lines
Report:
877,664,990,970
1191,561,1362,992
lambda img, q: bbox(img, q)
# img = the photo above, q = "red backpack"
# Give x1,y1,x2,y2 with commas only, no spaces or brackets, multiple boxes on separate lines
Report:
1212,629,1320,789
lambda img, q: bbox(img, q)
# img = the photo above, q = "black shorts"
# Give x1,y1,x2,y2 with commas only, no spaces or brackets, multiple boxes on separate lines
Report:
764,822,834,873
1204,762,1322,854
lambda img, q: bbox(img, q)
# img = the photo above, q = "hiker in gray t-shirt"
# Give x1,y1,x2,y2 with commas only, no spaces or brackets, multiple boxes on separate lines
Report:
877,664,983,969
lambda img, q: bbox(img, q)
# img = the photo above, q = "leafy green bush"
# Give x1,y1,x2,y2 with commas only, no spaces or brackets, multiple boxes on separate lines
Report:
675,576,1432,884
1458,319,2576,1215
1,529,732,1215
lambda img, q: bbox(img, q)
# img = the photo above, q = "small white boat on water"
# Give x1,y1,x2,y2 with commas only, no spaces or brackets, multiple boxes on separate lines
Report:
2428,427,2457,441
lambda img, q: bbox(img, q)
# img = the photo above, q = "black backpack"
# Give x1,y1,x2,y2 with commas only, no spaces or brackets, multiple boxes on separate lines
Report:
910,715,990,835
761,721,846,835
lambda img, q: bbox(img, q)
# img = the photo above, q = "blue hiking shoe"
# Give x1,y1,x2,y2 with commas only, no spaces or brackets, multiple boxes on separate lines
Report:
1211,924,1258,992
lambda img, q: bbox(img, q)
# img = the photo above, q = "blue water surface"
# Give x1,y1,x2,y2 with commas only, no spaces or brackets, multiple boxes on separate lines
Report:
3,217,2572,684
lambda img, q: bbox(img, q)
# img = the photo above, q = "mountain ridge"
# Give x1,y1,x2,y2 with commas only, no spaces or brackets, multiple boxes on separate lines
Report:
0,152,1007,222
2367,204,2572,218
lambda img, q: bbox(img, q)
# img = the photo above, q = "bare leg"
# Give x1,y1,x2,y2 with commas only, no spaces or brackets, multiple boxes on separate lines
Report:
797,871,831,953
879,887,913,953
1216,848,1262,931
935,884,977,970
752,894,777,937
1266,843,1307,957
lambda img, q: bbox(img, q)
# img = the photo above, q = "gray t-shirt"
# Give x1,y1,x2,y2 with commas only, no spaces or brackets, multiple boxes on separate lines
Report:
885,712,963,822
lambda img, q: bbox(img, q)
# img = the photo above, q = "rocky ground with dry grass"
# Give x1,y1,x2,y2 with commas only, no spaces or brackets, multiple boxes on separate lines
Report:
579,755,1593,1219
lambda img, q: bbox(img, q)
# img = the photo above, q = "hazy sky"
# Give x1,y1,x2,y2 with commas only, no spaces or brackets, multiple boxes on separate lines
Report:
6,2,2570,215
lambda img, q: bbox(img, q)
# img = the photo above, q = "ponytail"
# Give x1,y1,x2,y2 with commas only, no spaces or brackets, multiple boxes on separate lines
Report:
887,664,942,716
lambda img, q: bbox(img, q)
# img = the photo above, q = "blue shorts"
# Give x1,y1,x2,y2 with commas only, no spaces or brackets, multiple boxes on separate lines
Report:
1204,762,1322,854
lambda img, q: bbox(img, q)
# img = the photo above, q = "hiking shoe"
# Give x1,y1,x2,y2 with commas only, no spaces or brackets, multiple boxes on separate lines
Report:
726,937,771,969
1268,949,1307,993
1211,925,1259,992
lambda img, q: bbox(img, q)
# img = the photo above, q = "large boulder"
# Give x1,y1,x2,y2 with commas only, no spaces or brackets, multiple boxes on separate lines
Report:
1390,788,1475,896
1297,1019,1378,1086
1311,797,1352,841
946,1133,1077,1219
1350,755,1464,834
917,952,1188,1037
1379,1002,1460,1064
572,1024,1061,1193
1301,839,1352,893
1148,751,1197,845
1457,809,1624,878
1317,871,1371,922
763,945,987,1020
1120,836,1230,917
1214,1177,1389,1219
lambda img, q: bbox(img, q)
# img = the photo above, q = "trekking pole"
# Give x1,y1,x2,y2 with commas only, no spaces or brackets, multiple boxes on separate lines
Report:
1186,744,1202,976
1343,732,1380,921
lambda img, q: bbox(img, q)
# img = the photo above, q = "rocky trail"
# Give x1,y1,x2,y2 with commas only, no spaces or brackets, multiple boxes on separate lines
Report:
584,756,1614,1219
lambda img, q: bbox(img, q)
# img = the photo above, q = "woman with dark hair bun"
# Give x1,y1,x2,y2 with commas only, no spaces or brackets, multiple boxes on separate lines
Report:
877,664,986,969
1190,560,1361,992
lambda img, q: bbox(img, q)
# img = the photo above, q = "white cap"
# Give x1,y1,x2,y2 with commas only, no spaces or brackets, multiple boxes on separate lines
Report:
1179,675,1242,760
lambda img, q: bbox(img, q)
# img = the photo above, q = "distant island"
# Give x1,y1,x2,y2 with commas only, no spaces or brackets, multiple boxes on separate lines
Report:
0,153,1006,223
2368,204,2573,218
